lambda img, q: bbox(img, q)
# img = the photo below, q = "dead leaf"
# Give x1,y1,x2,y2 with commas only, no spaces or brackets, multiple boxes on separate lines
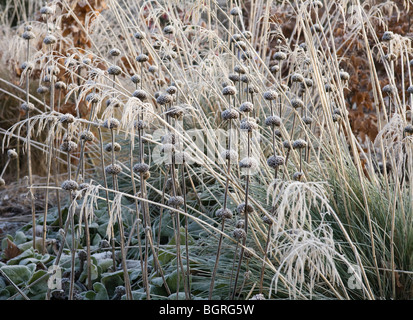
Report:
4,239,21,260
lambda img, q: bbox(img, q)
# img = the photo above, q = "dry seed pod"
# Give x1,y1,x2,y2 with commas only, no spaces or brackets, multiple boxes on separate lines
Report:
242,31,252,40
215,208,233,220
108,65,122,76
61,180,79,191
109,48,121,57
131,74,140,84
237,202,254,215
0,178,5,187
60,141,77,153
166,86,178,95
133,89,148,101
20,102,35,112
291,98,304,109
134,31,145,40
230,6,242,15
43,74,56,83
220,149,238,162
105,164,122,175
234,64,247,74
262,215,273,225
240,120,258,132
103,118,120,129
133,163,150,173
244,247,255,259
60,114,75,124
265,115,281,127
406,86,413,94
404,124,413,135
134,120,147,130
292,171,304,181
7,149,18,159
21,61,34,71
382,84,394,94
105,142,121,152
168,196,184,207
339,71,350,81
236,219,245,229
250,294,266,300
228,73,240,83
37,86,49,95
43,35,57,45
267,155,285,168
166,106,184,119
156,94,173,105
233,228,247,240
283,140,291,149
230,34,241,43
302,116,313,125
382,31,394,41
273,51,287,61
22,30,35,40
106,98,122,108
240,74,250,83
163,25,175,34
222,86,237,96
55,81,67,90
136,53,149,63
270,65,280,74
291,73,304,83
86,93,99,104
80,131,94,141
292,139,307,149
239,101,254,113
263,90,278,101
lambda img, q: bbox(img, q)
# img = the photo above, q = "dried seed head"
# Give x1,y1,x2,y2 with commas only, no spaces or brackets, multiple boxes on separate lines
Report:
61,180,79,191
230,7,242,15
133,163,149,174
270,64,280,74
134,120,147,130
332,114,341,122
382,31,394,41
22,30,35,40
263,90,278,101
220,149,238,162
166,86,178,95
40,6,54,15
60,113,75,124
245,85,258,94
43,35,57,45
109,48,121,57
242,31,252,40
86,93,99,104
108,65,122,76
60,141,77,153
291,98,304,109
240,119,258,132
161,133,176,144
228,73,240,83
407,86,413,94
324,83,334,92
234,64,247,74
339,70,350,81
156,93,173,106
385,53,397,62
82,57,91,65
267,155,285,168
236,219,245,229
292,139,307,149
166,106,184,119
163,25,175,34
291,73,304,83
148,65,158,74
265,115,281,127
132,89,148,101
134,31,145,40
230,33,242,43
7,149,18,159
80,130,94,141
222,86,237,96
37,86,49,95
250,294,266,300
273,51,287,61
382,84,394,94
78,250,87,261
21,61,34,71
55,81,67,90
0,178,5,187
215,208,233,220
105,142,121,152
302,116,313,125
43,74,57,83
241,51,252,60
20,102,35,112
131,75,140,84
103,118,120,129
244,247,255,259
292,171,304,181
168,196,184,207
283,140,291,149
240,74,250,83
105,164,122,175
404,124,413,135
233,228,247,240
239,101,254,113
301,78,313,88
274,129,282,138
136,53,149,63
262,215,273,225
106,98,122,108
237,202,254,215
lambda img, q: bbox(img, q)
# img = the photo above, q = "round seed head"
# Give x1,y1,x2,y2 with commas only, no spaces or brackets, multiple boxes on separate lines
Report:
242,30,252,40
230,7,242,15
55,81,67,90
215,208,233,220
324,83,334,92
302,78,313,88
166,106,184,119
291,98,304,109
0,178,5,187
136,53,149,63
273,51,287,61
40,6,54,15
132,89,148,101
20,102,35,112
60,113,75,124
228,73,240,83
166,86,178,95
60,141,77,153
43,35,57,45
245,85,258,94
234,64,247,74
82,57,91,65
262,215,274,225
240,74,250,83
240,119,258,132
148,65,158,74
105,164,122,175
133,163,150,173
244,247,255,259
103,118,120,129
80,130,94,141
404,124,413,135
250,294,266,300
61,180,79,191
230,34,242,43
233,228,246,240
7,149,18,159
382,84,394,94
168,196,184,207
292,139,307,149
106,98,122,108
382,31,394,41
128,75,140,86
37,86,49,95
292,171,304,181
21,61,34,71
265,115,281,127
283,140,291,149
107,65,122,76
270,64,280,74
407,86,413,94
263,90,278,101
22,30,35,40
239,157,258,169
267,155,285,168
222,86,237,96
134,120,147,130
220,149,238,162
302,116,313,125
134,31,145,40
43,74,57,83
332,114,341,122
86,92,99,104
236,219,245,229
241,50,252,60
161,133,176,144
109,48,121,57
239,101,254,113
156,93,173,105
291,73,304,83
163,25,175,34
105,142,121,152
